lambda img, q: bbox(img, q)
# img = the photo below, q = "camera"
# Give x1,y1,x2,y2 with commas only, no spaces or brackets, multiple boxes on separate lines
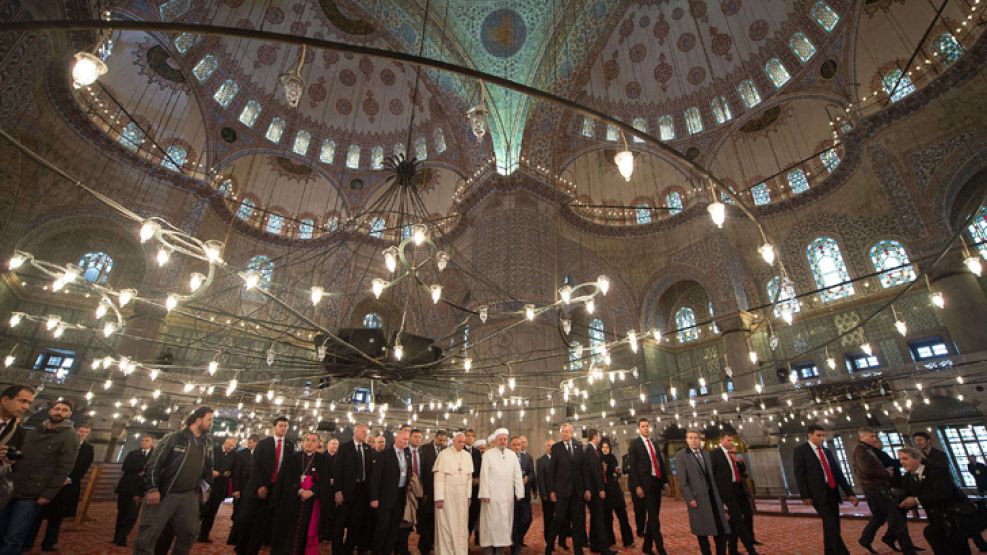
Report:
4,447,23,461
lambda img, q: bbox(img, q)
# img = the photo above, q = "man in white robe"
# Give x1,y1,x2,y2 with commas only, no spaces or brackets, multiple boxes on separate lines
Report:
433,431,474,554
478,429,524,554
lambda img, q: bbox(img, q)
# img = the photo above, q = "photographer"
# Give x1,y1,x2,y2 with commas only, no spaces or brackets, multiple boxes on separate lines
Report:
0,399,78,555
0,386,34,469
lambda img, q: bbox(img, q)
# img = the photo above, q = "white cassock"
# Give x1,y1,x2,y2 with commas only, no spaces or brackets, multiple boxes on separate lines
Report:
433,447,474,555
477,446,524,547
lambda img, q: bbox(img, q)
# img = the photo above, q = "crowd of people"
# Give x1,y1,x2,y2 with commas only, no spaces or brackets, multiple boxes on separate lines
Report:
0,384,986,554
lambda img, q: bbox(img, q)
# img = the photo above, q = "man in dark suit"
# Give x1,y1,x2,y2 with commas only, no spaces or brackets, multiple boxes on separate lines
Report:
333,424,373,554
912,432,950,469
898,447,977,554
537,438,569,550
25,423,94,551
627,417,669,555
235,416,294,555
545,422,587,555
623,451,644,538
113,434,154,546
417,429,446,554
511,436,535,554
793,424,858,555
465,429,483,544
370,429,411,555
199,436,238,542
227,434,257,546
582,429,617,555
709,432,758,555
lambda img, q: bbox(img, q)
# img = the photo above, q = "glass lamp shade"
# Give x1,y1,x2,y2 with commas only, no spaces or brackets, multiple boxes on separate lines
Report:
72,52,107,88
279,72,304,108
707,201,726,228
614,150,634,182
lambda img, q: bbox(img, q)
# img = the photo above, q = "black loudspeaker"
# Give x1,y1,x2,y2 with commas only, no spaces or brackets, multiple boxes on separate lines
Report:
581,427,588,439
775,367,789,383
317,420,336,432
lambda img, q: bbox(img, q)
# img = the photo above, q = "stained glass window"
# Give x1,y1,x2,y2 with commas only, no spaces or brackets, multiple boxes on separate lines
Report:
393,142,407,159
292,130,311,156
934,33,964,64
581,116,595,138
820,148,840,173
326,216,339,232
829,436,855,486
711,96,732,125
414,136,428,160
675,307,699,343
870,240,916,288
246,255,274,289
789,32,817,63
346,144,361,169
265,117,286,143
807,236,855,302
666,191,683,215
158,0,190,21
370,146,384,170
363,313,383,329
119,122,144,151
266,213,284,235
709,302,719,334
589,318,606,364
369,217,385,238
434,128,447,153
238,100,261,127
568,340,584,371
173,33,198,54
606,123,619,142
161,144,187,171
213,79,239,108
787,168,810,194
685,107,703,135
738,80,762,109
751,183,771,205
659,115,675,141
79,251,113,284
766,276,801,318
298,218,314,239
967,206,987,257
217,178,233,198
319,139,336,164
631,118,647,143
236,198,255,220
882,69,915,103
636,205,652,224
192,54,218,82
765,58,791,88
811,1,839,32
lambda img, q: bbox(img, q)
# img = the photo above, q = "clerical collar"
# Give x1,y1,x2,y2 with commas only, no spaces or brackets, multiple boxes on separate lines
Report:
913,464,926,478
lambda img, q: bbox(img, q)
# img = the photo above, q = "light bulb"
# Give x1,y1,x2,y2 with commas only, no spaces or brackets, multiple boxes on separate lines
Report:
559,285,572,304
930,291,944,308
789,371,798,385
156,248,170,267
52,278,66,292
4,355,14,368
508,377,516,390
628,330,638,353
243,271,260,290
749,350,758,364
827,357,836,370
139,220,160,243
266,348,275,366
203,240,224,262
478,305,488,323
895,320,907,337
71,51,108,88
208,360,218,375
149,369,159,381
861,343,873,356
411,224,428,246
561,318,571,335
45,315,61,330
383,247,398,273
102,322,116,337
393,343,403,361
310,286,324,306
165,294,178,311
102,356,113,369
464,357,472,372
965,255,983,276
53,324,65,338
8,313,22,328
430,284,442,304
707,200,726,228
189,272,204,292
652,329,662,342
698,376,706,388
614,150,634,181
62,265,80,283
95,303,108,319
585,299,595,314
597,275,610,295
781,307,794,325
371,278,385,299
759,243,776,265
8,251,27,270
754,383,763,394
118,289,136,306
436,251,449,272
153,388,162,399
524,304,535,321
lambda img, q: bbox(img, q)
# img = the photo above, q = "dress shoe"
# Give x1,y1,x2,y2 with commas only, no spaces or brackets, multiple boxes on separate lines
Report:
858,539,878,554
753,540,764,545
882,538,902,552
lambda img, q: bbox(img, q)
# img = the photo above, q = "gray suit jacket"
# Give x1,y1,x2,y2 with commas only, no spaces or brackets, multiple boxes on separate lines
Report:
674,447,730,537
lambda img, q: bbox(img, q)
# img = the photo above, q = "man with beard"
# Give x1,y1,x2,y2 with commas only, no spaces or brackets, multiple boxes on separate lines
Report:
24,422,93,552
115,434,154,547
134,407,214,555
0,399,77,555
479,429,524,555
270,432,328,554
333,424,373,554
236,416,294,554
227,434,257,546
200,436,238,543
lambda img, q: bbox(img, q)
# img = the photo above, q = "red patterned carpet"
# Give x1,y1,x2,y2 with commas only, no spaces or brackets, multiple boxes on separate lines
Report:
22,498,976,554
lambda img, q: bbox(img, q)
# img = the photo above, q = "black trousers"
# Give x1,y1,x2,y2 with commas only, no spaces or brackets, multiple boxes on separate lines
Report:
113,494,140,545
859,488,915,553
546,493,586,553
417,505,435,553
226,496,242,545
587,494,611,553
811,490,850,555
542,500,570,546
603,487,633,547
511,499,532,553
641,478,666,553
469,486,480,539
199,477,228,541
722,486,756,554
697,534,727,555
923,519,972,555
372,488,406,555
235,494,274,555
333,482,371,554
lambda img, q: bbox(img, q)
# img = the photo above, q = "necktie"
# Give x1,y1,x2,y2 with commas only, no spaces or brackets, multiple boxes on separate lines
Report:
694,450,705,470
817,447,836,488
272,439,282,482
644,438,661,478
566,442,572,456
412,449,419,477
359,444,366,482
729,453,740,483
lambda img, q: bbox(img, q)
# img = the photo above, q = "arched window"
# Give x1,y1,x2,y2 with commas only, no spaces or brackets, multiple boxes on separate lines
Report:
246,255,274,289
766,276,801,318
606,123,620,142
236,198,255,220
675,307,699,343
581,116,595,138
788,32,816,63
787,168,810,194
265,118,286,143
568,340,584,371
265,213,284,235
711,96,732,125
765,58,791,88
631,117,647,143
363,312,382,329
119,122,145,152
588,318,606,364
326,216,339,232
393,142,407,159
78,252,113,285
666,191,683,215
319,139,336,164
292,130,311,156
433,128,447,153
658,115,675,141
158,0,190,20
807,236,855,302
870,240,916,288
414,136,428,160
298,218,314,239
934,33,964,64
346,144,361,169
708,302,719,334
401,224,413,240
751,183,771,205
810,1,839,32
192,54,218,82
161,144,187,171
635,205,652,225
369,217,385,238
685,107,703,135
820,149,840,173
370,146,384,170
882,69,915,103
967,206,987,258
738,80,761,109
238,100,261,127
217,178,233,198
173,32,198,54
213,79,239,108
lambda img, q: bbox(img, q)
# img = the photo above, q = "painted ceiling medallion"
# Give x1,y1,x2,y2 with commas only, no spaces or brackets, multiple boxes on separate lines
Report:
481,9,527,58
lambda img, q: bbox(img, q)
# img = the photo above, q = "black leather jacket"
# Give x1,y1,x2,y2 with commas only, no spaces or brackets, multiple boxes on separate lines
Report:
143,428,213,497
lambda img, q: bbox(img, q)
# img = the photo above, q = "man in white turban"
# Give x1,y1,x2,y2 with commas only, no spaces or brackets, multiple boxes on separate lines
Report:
478,428,524,554
433,431,473,554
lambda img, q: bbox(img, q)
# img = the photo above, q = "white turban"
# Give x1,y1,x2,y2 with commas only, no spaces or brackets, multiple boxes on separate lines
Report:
494,427,509,438
487,434,496,444
473,439,487,447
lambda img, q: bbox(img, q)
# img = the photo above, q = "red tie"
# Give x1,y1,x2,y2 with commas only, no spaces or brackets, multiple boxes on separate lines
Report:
412,449,419,477
817,447,836,488
644,438,661,479
272,439,282,483
730,455,740,483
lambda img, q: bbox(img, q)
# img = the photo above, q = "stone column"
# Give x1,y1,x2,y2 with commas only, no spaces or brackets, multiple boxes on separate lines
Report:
926,249,987,354
715,311,756,392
